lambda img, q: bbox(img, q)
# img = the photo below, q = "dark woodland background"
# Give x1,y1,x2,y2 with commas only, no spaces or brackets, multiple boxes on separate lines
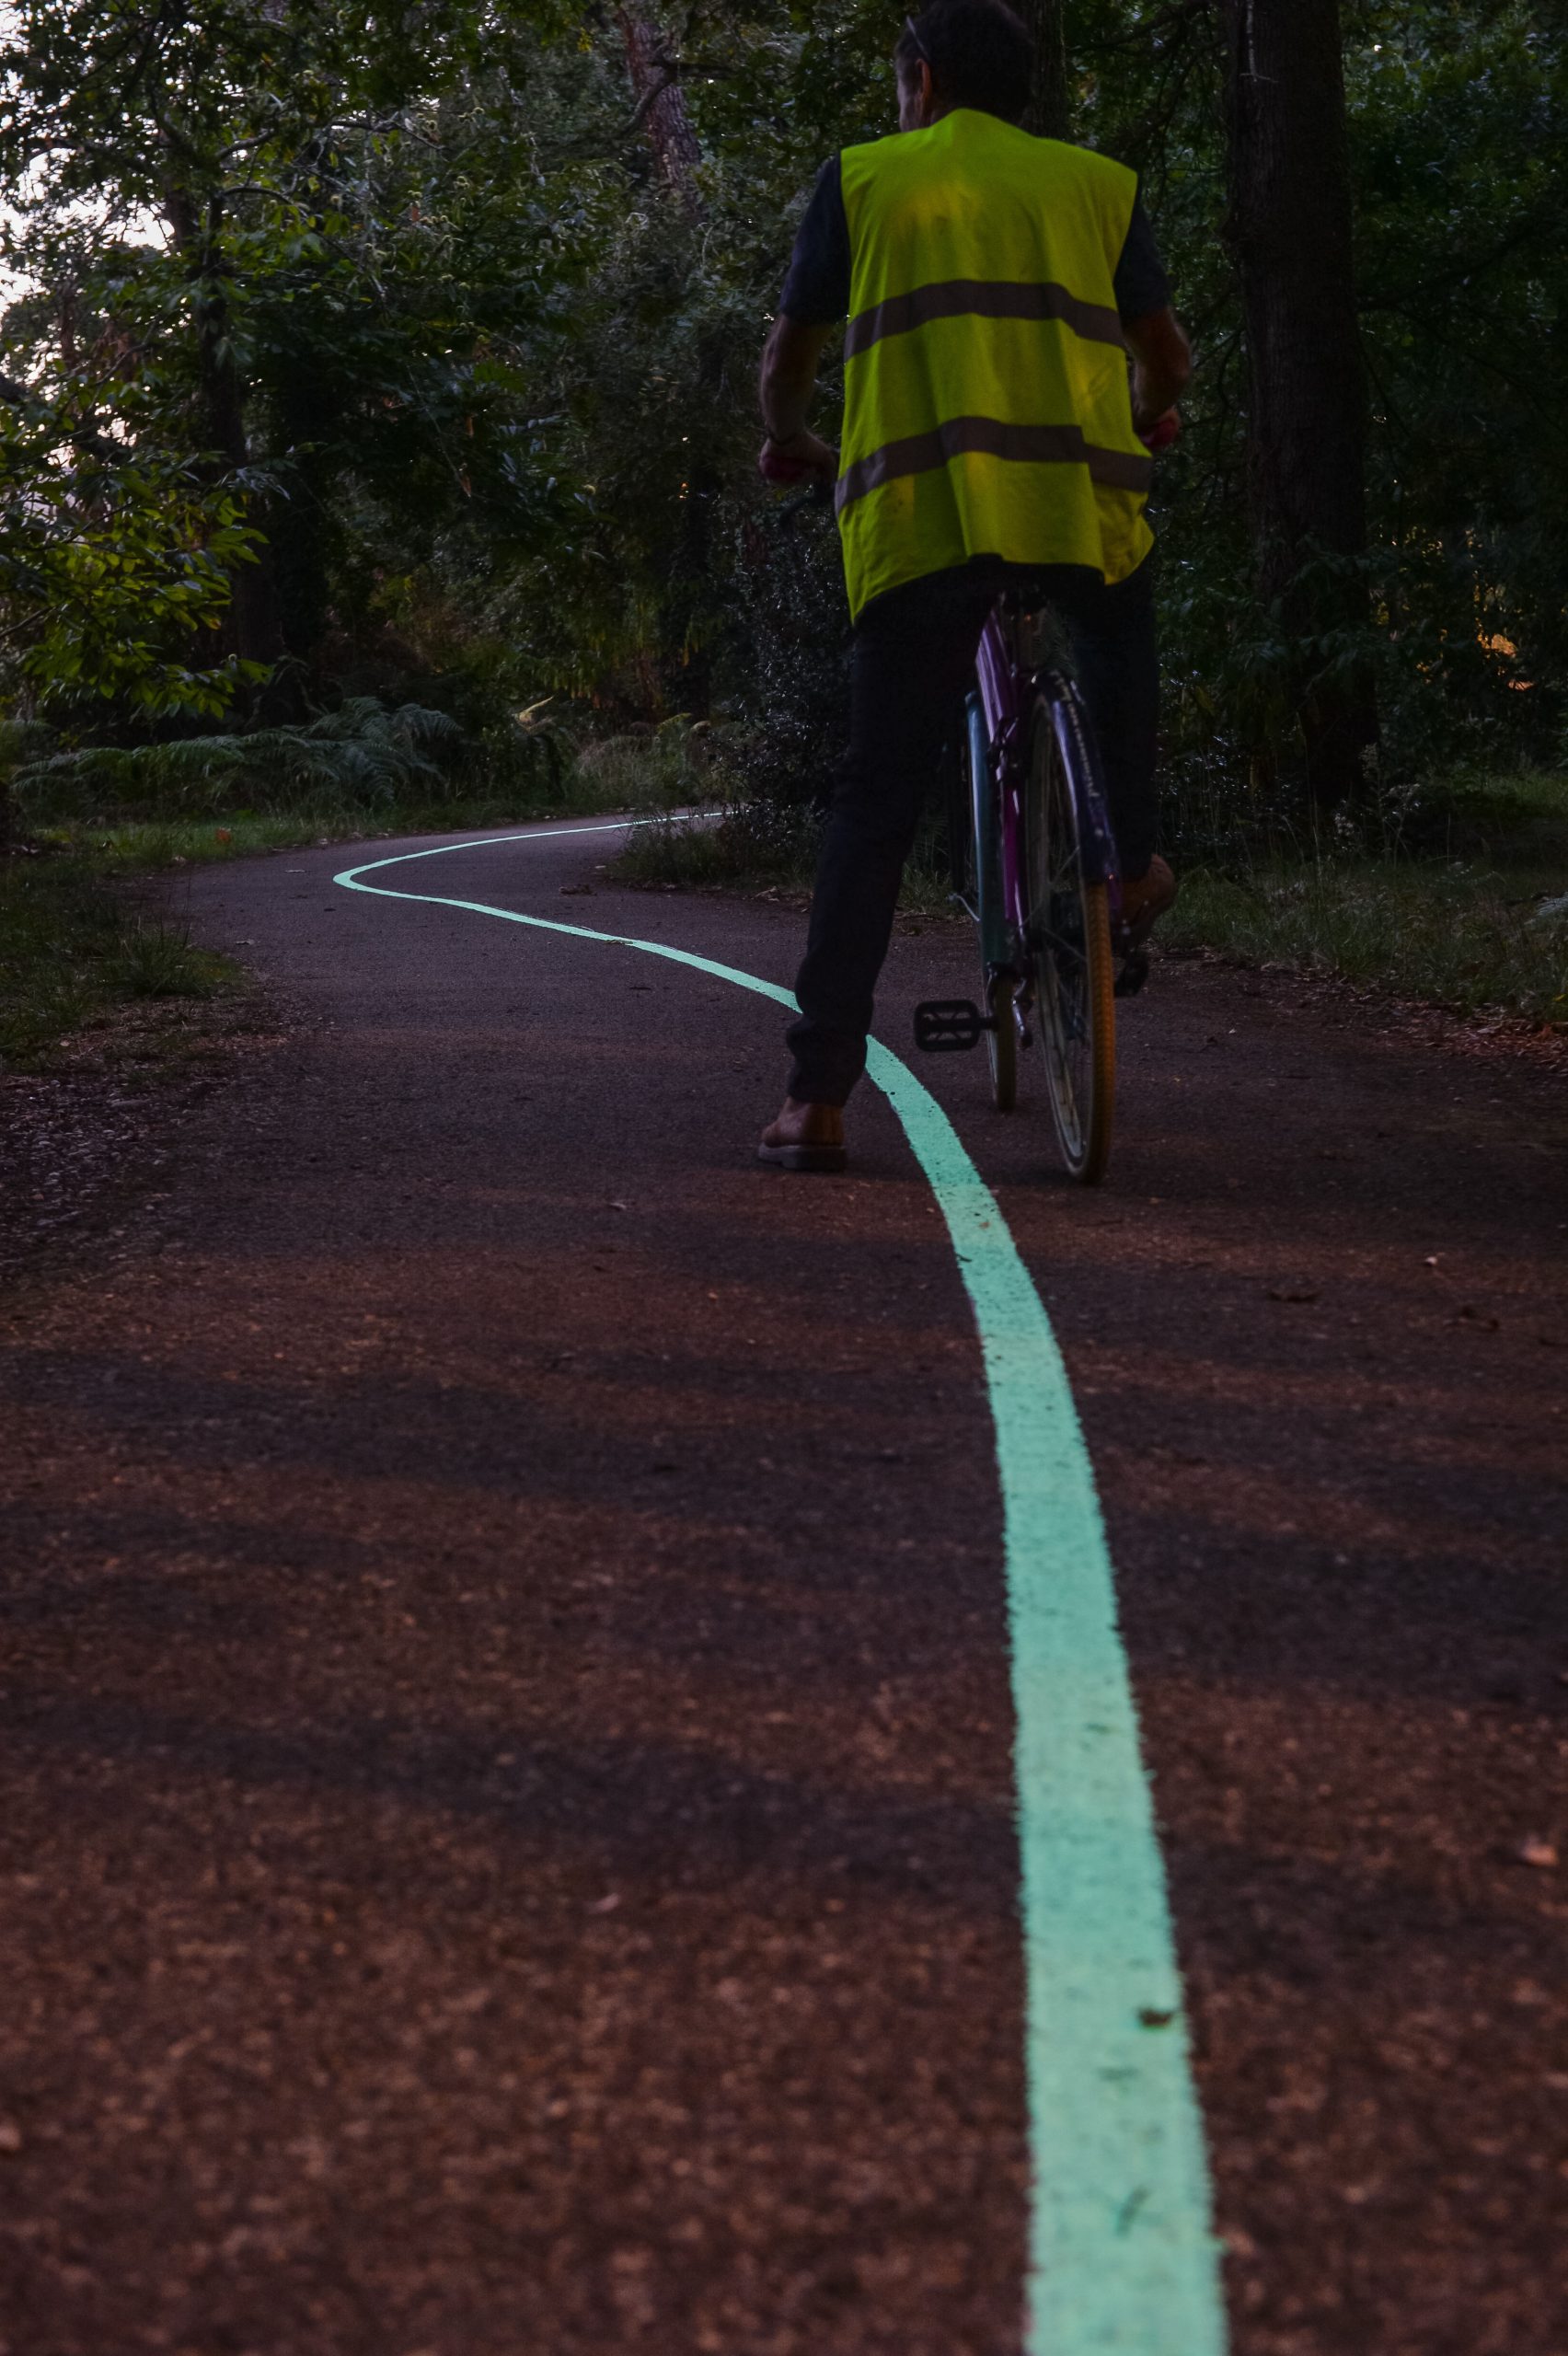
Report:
1,4,1565,1045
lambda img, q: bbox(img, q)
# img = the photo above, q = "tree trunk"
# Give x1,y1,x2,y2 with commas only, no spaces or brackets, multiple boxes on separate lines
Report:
1020,0,1070,141
613,2,717,712
615,4,703,217
1219,0,1377,808
162,181,294,712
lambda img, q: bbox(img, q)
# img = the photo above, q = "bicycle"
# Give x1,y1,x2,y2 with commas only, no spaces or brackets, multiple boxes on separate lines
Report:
761,424,1171,1185
915,421,1178,1184
913,586,1147,1184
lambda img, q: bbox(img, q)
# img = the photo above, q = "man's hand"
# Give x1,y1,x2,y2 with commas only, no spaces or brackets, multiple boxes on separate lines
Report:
758,314,835,478
1124,306,1193,439
758,429,838,485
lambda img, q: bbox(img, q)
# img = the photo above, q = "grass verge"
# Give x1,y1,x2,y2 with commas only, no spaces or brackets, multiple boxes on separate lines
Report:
1163,769,1568,1026
616,769,1568,1029
1164,859,1568,1026
614,803,961,918
26,779,685,878
1,853,236,1070
613,802,817,893
3,717,712,1069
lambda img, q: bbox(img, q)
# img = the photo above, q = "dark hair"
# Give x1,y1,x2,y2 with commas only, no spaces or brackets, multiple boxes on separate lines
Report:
895,0,1034,125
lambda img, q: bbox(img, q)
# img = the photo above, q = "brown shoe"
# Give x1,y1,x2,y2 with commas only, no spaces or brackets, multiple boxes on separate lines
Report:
1122,855,1177,946
757,1098,847,1174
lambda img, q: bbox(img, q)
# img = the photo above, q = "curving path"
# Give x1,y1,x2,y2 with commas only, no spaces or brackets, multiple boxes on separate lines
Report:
0,817,1563,2356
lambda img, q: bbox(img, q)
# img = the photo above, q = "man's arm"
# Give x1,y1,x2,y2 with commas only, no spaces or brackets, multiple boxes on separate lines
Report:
758,316,837,480
1124,306,1193,438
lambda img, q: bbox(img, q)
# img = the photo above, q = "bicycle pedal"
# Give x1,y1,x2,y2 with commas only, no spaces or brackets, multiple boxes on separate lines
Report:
914,999,988,1053
1114,948,1150,999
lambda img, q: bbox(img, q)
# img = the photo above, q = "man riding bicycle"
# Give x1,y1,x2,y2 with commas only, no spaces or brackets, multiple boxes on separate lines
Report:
756,0,1192,1172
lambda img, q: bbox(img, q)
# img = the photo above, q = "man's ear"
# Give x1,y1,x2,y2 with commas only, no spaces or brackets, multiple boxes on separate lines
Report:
919,60,936,121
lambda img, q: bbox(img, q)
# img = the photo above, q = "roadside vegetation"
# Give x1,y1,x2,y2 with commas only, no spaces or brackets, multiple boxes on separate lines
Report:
0,855,234,1068
613,763,1568,1029
0,710,707,1069
1162,771,1568,1026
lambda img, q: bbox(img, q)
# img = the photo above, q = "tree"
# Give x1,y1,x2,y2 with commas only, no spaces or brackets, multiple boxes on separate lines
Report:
615,3,704,214
1218,0,1378,807
0,422,262,717
1020,0,1070,140
0,2,611,718
0,1,405,692
0,0,1559,793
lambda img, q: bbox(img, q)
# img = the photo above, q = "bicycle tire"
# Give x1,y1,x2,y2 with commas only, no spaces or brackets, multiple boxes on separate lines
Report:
986,970,1019,1114
1022,690,1116,1183
949,693,1019,1114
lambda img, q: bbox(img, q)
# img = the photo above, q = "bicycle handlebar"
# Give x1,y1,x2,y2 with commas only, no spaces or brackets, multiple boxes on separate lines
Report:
763,483,832,531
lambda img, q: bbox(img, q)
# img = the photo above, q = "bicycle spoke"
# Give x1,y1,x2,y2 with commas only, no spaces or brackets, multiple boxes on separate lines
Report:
1039,932,1088,968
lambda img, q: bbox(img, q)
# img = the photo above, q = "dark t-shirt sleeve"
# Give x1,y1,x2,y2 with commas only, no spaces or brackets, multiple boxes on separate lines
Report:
1113,192,1172,320
778,155,852,325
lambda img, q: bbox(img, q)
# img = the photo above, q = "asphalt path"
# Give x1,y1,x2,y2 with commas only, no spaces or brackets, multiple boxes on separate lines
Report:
2,817,1565,2355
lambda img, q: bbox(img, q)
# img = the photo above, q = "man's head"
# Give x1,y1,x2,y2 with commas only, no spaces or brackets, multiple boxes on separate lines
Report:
895,1,1034,133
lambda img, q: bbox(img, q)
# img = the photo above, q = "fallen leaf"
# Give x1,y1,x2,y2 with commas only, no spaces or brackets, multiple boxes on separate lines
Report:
1516,1838,1559,1871
0,2122,21,2154
1266,1283,1320,1304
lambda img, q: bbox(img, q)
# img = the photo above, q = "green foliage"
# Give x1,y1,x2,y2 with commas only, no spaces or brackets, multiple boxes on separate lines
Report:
105,916,231,1001
1159,765,1568,1023
0,0,1559,842
0,431,265,718
1066,0,1568,784
11,699,503,819
568,714,724,812
614,798,823,891
0,851,231,1067
0,0,621,722
1166,857,1568,1028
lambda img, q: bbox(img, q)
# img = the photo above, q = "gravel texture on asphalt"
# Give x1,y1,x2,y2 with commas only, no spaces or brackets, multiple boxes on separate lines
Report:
1,820,1564,2356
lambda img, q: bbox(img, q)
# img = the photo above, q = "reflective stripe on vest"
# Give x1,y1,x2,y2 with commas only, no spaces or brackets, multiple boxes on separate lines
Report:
836,111,1155,620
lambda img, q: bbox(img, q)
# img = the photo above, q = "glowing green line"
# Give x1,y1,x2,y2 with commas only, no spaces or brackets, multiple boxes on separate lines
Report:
335,827,1227,2353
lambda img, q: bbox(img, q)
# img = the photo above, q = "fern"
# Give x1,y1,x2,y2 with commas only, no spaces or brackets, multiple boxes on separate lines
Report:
12,700,471,820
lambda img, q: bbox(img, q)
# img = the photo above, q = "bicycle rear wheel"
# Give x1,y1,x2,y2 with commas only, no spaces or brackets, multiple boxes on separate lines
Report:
1021,690,1115,1182
949,691,1017,1113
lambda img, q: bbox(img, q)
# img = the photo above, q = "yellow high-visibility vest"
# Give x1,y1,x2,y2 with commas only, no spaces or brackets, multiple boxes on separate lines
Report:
836,109,1154,620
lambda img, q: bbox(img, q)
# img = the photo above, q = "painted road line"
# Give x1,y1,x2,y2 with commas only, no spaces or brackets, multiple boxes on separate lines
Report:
335,827,1228,2355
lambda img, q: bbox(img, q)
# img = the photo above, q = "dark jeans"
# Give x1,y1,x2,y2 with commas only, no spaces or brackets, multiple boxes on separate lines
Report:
787,554,1160,1107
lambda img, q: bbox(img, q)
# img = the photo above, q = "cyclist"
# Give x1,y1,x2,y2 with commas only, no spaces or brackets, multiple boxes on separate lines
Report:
756,0,1192,1172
